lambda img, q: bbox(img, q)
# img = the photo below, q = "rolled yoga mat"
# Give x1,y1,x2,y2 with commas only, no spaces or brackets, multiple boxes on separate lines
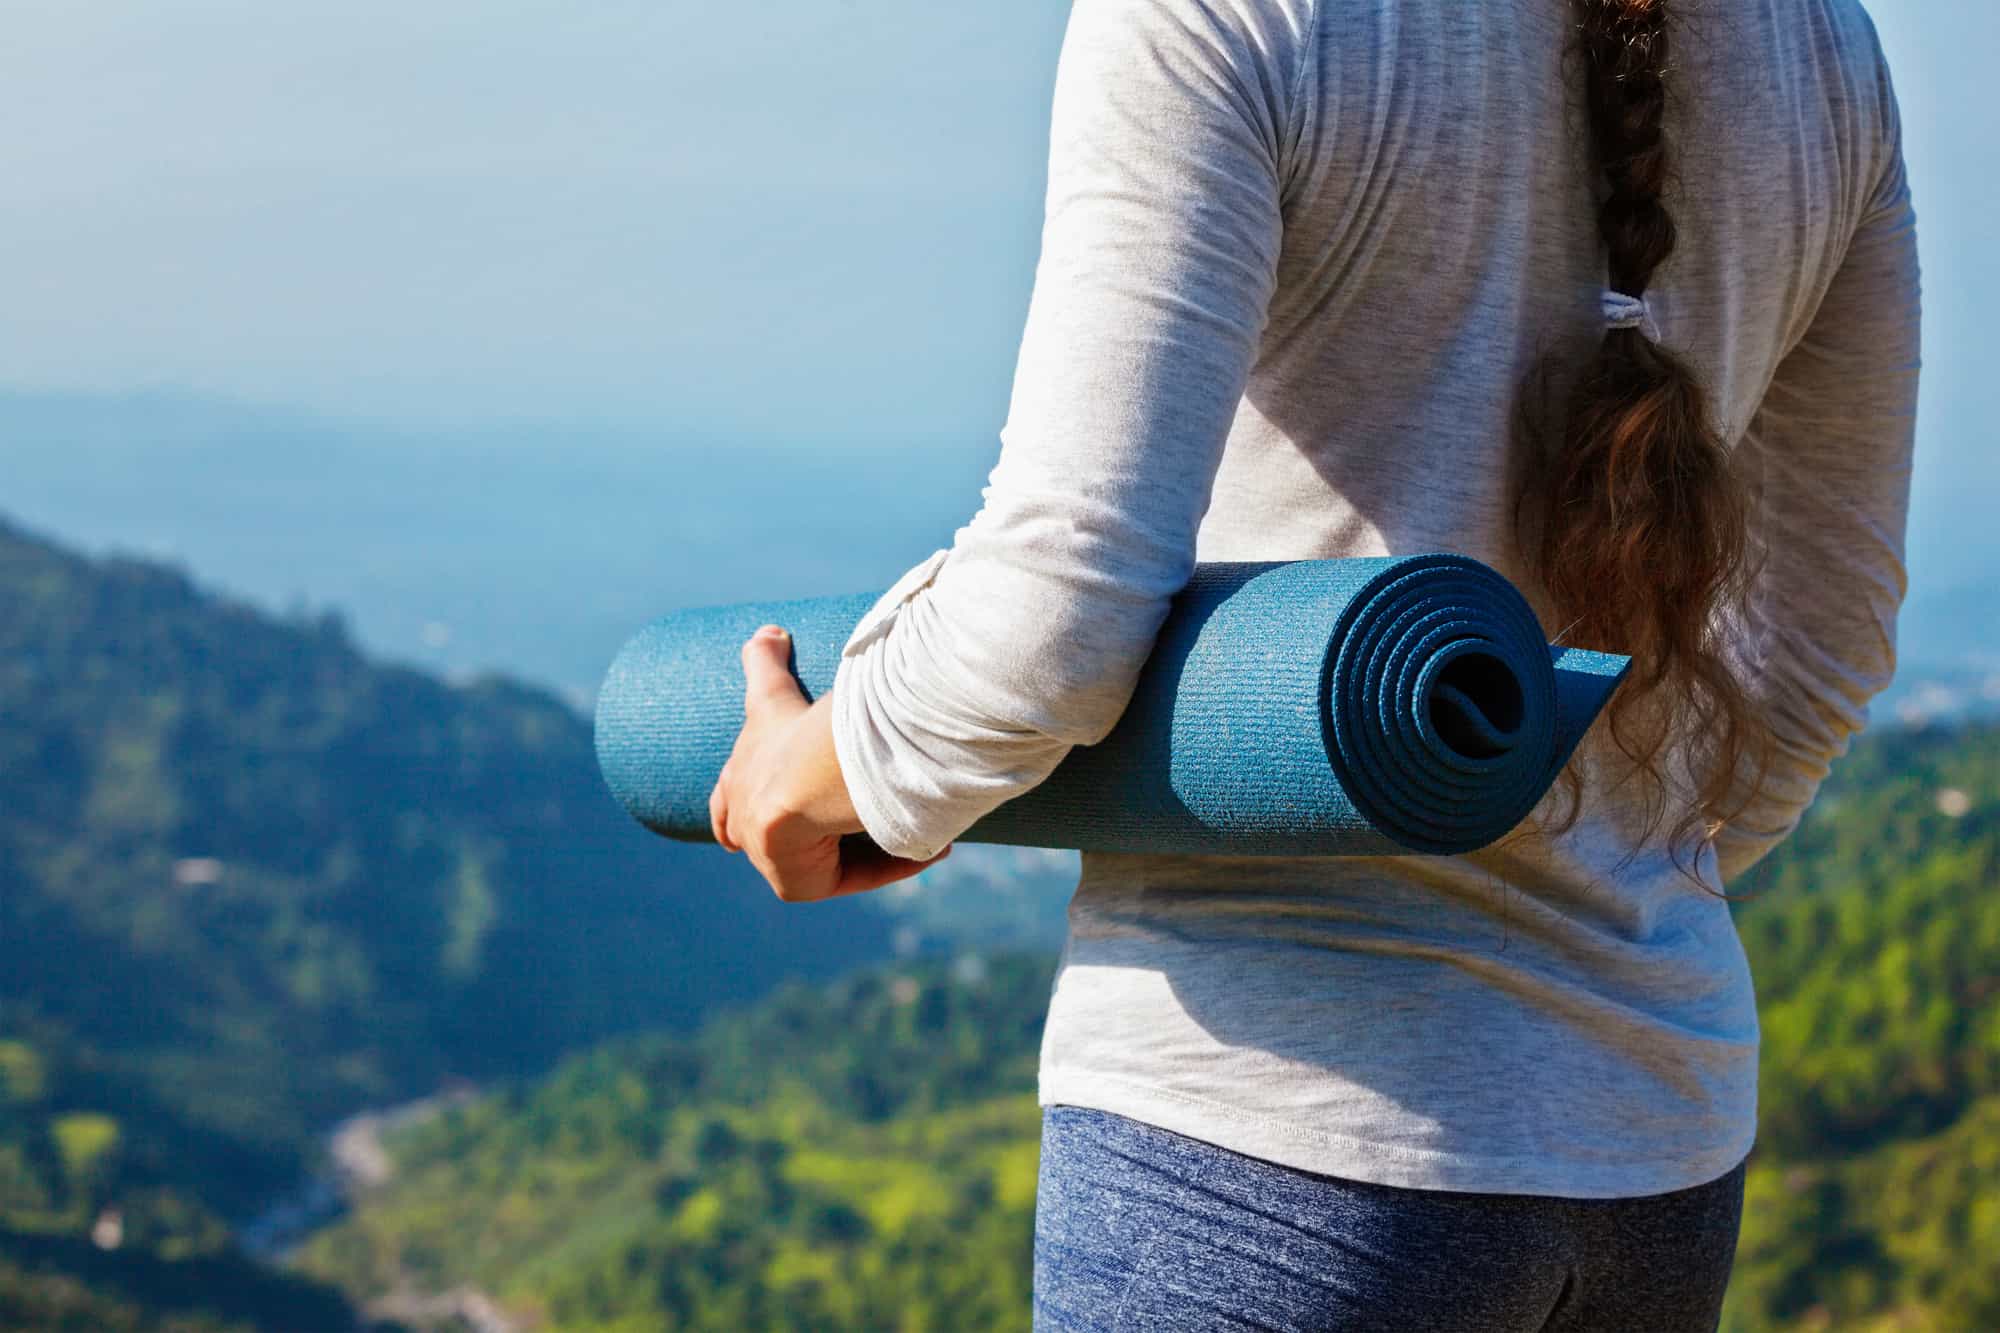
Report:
595,553,1632,857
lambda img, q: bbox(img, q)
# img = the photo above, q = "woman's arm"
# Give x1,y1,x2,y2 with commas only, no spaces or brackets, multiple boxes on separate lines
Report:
1710,36,1922,884
819,0,1318,865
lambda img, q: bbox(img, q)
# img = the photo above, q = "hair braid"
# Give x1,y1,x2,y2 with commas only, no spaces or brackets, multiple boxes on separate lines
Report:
1512,0,1776,889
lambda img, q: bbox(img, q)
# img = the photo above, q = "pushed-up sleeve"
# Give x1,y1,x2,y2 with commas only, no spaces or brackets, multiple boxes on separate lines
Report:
1711,42,1922,885
828,0,1316,862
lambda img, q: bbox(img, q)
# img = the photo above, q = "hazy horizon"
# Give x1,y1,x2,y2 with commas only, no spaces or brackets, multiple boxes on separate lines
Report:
8,386,1995,722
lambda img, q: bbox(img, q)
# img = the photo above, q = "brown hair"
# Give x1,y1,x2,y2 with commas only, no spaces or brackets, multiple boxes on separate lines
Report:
1511,0,1775,890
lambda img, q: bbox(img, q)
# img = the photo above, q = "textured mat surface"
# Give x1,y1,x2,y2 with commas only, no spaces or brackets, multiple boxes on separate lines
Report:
595,553,1631,856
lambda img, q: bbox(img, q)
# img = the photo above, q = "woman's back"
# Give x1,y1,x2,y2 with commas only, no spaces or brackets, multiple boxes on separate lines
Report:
1201,0,1903,578
830,0,1919,1198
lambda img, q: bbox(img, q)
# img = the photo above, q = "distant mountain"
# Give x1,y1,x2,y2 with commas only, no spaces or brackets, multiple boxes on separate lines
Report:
299,720,2000,1332
12,389,1992,709
4,389,991,704
0,516,895,1321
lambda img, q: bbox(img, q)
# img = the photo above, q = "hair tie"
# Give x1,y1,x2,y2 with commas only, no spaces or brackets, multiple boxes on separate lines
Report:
1601,289,1661,341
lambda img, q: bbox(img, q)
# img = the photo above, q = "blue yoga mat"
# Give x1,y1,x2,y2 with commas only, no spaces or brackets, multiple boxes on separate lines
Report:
595,553,1631,856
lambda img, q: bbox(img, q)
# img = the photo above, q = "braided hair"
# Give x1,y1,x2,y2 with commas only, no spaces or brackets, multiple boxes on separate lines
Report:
1512,0,1776,889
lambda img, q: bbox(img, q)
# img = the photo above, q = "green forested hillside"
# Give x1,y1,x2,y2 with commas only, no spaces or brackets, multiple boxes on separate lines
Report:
299,955,1054,1330
0,518,895,1324
1724,721,2000,1330
299,720,2000,1332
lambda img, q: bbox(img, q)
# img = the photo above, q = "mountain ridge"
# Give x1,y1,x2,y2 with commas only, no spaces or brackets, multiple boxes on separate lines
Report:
0,511,895,1254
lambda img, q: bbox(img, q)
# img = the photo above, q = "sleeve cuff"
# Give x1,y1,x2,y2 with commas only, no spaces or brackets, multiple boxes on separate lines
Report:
829,643,953,863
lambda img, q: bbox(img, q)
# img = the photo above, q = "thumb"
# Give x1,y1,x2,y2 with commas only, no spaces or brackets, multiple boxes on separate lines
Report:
741,625,806,715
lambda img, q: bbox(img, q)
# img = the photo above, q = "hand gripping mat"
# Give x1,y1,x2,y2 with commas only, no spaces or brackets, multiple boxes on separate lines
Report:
595,553,1631,856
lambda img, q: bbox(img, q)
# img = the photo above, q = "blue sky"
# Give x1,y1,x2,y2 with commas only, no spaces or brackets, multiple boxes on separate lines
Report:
1,1,1069,441
4,1,1993,675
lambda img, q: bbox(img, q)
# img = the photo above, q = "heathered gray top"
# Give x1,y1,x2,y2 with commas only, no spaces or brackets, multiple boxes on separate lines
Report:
828,0,1921,1197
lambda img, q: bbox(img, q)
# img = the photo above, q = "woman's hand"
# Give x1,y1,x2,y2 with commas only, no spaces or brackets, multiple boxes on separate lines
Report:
709,625,951,903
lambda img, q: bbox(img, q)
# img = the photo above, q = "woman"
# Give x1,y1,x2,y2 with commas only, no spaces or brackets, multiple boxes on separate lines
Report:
709,0,1921,1326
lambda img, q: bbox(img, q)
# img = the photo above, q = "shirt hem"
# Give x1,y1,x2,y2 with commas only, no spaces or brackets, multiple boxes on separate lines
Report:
1037,1065,1756,1200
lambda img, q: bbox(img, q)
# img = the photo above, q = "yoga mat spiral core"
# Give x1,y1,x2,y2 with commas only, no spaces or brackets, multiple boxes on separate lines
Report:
595,553,1632,857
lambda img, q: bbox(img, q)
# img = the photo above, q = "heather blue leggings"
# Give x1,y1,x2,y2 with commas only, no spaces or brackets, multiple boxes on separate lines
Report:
1033,1105,1746,1332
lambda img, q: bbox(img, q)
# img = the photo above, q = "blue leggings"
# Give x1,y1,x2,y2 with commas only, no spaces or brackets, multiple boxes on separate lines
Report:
1033,1105,1745,1332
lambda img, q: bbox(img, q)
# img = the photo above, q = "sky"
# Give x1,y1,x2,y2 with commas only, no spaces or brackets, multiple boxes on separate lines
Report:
3,0,1994,679
0,0,1069,441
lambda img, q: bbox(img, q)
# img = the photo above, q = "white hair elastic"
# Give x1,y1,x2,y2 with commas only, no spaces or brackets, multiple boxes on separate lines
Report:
1601,289,1661,341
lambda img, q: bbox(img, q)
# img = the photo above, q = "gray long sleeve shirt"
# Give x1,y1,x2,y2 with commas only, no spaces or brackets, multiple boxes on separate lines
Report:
828,0,1920,1197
